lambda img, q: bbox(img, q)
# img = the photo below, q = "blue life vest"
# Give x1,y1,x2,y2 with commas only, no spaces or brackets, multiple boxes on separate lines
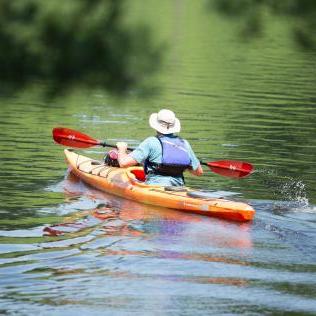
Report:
145,135,191,177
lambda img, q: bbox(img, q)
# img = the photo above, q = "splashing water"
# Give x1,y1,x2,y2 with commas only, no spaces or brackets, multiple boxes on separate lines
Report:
255,169,309,208
280,178,309,207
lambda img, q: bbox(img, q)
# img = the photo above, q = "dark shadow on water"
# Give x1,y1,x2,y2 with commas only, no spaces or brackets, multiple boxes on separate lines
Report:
0,0,164,98
209,0,316,50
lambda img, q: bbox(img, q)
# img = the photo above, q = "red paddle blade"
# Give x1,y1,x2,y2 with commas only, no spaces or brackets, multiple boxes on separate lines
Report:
52,127,101,148
207,160,254,178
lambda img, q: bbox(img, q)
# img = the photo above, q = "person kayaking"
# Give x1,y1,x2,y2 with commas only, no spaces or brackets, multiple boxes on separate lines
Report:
115,109,203,186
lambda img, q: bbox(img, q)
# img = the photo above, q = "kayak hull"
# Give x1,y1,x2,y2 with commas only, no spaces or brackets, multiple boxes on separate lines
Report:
63,149,255,222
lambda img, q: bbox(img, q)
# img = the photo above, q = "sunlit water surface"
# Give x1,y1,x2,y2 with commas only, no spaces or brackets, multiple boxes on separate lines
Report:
0,1,316,315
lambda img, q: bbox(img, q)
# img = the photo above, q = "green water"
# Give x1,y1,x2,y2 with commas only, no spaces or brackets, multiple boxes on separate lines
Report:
0,1,316,315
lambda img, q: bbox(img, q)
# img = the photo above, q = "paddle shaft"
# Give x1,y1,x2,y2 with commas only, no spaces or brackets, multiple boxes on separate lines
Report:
102,142,212,169
64,137,248,173
96,140,134,152
52,127,254,178
100,142,247,172
99,141,214,168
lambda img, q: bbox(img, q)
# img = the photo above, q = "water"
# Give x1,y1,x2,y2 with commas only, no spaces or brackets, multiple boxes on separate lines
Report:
0,1,316,315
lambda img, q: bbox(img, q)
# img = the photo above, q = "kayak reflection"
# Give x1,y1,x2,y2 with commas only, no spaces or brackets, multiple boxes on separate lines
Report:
44,172,253,250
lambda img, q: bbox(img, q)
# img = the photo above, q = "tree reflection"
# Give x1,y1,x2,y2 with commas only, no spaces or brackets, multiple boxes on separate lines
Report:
210,0,316,50
0,0,162,94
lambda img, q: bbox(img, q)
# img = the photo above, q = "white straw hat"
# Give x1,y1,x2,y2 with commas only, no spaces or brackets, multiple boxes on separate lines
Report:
149,109,181,134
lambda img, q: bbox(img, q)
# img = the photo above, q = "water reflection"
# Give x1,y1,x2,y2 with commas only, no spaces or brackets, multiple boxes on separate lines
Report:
1,173,316,314
0,0,163,95
43,173,253,249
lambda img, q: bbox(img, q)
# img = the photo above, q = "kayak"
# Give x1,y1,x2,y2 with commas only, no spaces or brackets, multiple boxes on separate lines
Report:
63,149,255,222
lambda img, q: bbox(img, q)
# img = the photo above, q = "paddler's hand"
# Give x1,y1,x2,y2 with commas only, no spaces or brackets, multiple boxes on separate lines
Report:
116,142,128,153
115,142,137,168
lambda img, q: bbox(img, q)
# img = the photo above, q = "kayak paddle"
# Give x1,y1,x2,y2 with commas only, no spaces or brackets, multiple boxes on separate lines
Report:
52,127,254,178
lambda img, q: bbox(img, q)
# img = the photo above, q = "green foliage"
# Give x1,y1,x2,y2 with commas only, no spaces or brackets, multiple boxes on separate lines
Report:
0,0,161,92
211,0,316,49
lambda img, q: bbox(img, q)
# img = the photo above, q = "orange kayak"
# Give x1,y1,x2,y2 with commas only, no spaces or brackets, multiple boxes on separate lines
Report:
64,149,255,222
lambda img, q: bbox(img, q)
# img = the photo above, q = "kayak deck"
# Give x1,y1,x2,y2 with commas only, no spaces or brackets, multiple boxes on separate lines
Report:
64,149,255,222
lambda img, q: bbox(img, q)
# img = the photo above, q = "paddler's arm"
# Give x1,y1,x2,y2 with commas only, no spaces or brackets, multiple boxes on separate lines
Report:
116,142,138,168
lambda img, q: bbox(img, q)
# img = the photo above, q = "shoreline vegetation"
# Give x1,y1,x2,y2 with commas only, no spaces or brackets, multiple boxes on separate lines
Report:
0,0,162,95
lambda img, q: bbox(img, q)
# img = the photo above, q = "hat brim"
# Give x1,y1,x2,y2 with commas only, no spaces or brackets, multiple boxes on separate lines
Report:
149,113,181,134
